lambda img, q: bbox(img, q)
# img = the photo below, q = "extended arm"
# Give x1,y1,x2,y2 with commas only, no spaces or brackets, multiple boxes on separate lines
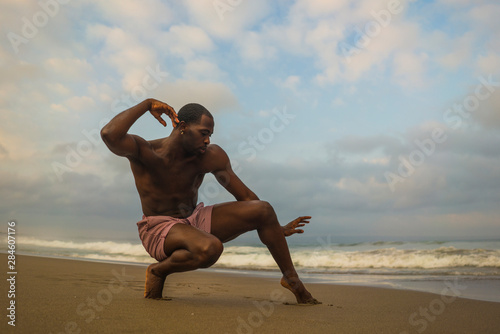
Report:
211,145,259,201
210,145,310,236
100,99,178,158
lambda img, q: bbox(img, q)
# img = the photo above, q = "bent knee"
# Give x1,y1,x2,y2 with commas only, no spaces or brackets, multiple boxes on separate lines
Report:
197,238,223,268
251,200,275,222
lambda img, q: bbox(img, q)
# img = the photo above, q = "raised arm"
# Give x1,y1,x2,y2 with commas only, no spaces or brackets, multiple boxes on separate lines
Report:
100,98,178,158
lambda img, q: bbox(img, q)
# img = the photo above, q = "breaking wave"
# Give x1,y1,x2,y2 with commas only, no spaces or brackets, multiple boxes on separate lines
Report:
4,237,500,275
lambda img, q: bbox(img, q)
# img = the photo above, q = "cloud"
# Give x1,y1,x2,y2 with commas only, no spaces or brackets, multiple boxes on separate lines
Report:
0,0,499,242
468,3,500,32
87,24,158,87
333,134,402,155
158,25,215,59
393,51,429,88
280,75,301,91
290,0,349,18
90,0,174,31
44,57,93,79
155,79,238,113
182,59,225,81
436,32,475,70
471,89,500,129
0,144,8,158
476,53,500,75
182,0,271,40
63,96,96,113
235,31,277,63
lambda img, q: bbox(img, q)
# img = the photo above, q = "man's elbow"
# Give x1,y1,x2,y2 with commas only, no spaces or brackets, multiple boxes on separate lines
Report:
100,126,114,144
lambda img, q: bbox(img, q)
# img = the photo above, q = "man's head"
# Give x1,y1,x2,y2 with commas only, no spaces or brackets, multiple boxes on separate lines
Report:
176,103,214,155
177,103,213,125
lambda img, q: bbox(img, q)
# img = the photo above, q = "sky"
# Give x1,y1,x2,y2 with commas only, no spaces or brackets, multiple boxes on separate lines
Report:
1,0,499,244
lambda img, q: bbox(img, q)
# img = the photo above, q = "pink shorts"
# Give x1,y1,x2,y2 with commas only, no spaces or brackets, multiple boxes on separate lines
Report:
137,202,214,262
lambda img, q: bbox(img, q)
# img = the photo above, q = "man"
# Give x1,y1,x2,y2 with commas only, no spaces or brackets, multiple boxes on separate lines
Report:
101,98,320,304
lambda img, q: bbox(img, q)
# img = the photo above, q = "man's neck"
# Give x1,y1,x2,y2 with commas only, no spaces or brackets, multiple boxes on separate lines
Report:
158,132,197,161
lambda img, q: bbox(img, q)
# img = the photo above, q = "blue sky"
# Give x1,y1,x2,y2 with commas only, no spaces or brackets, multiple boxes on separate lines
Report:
1,0,499,243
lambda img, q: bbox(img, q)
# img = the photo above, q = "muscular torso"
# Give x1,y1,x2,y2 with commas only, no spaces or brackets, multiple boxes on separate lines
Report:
130,137,217,218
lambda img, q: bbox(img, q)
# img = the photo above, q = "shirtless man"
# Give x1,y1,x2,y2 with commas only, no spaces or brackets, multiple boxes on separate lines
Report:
101,98,320,304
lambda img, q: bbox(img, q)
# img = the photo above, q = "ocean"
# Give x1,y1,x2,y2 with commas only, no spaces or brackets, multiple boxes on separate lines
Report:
3,236,500,303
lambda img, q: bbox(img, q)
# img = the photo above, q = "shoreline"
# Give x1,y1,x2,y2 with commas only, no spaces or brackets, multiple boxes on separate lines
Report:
10,251,500,303
2,254,500,333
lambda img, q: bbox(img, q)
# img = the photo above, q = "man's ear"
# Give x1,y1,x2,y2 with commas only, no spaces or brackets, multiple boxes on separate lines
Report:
178,121,187,132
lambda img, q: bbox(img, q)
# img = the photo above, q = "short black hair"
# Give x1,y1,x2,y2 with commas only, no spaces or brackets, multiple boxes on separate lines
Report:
177,103,213,124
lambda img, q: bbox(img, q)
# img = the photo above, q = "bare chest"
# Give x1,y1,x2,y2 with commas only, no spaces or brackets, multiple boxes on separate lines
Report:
134,156,207,193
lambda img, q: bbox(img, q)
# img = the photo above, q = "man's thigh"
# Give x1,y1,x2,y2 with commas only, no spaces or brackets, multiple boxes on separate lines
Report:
163,223,218,257
210,200,272,243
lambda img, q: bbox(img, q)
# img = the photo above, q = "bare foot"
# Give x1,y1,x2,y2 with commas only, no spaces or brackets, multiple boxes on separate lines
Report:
144,264,166,299
280,276,321,305
282,216,311,237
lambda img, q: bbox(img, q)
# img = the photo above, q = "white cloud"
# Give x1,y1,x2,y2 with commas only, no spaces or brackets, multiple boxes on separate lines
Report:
44,57,93,79
182,0,271,40
49,103,68,113
64,96,96,113
236,31,277,63
469,3,500,32
87,24,158,87
437,0,479,6
476,53,500,75
436,32,474,70
159,25,215,59
183,59,225,81
156,79,238,113
87,82,116,104
90,0,174,32
46,83,72,97
290,0,349,18
0,0,499,241
472,90,500,129
280,75,301,91
393,52,429,88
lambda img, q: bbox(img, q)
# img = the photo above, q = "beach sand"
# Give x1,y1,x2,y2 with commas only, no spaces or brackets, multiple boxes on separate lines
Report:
3,254,499,334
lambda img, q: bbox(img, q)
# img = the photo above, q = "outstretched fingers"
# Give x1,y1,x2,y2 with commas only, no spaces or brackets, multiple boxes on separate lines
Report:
283,216,312,237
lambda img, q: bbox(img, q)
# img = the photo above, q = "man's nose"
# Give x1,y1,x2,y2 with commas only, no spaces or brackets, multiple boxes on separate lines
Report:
204,137,210,145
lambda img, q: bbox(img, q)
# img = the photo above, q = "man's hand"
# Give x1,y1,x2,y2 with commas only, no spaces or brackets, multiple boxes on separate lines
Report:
282,216,311,237
149,99,179,128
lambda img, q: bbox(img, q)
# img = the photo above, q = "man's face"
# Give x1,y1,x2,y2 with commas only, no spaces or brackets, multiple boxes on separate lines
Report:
183,115,214,155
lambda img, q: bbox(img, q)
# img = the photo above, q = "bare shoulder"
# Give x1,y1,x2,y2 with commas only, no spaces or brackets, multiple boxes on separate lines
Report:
207,144,226,155
127,134,155,163
203,144,230,172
